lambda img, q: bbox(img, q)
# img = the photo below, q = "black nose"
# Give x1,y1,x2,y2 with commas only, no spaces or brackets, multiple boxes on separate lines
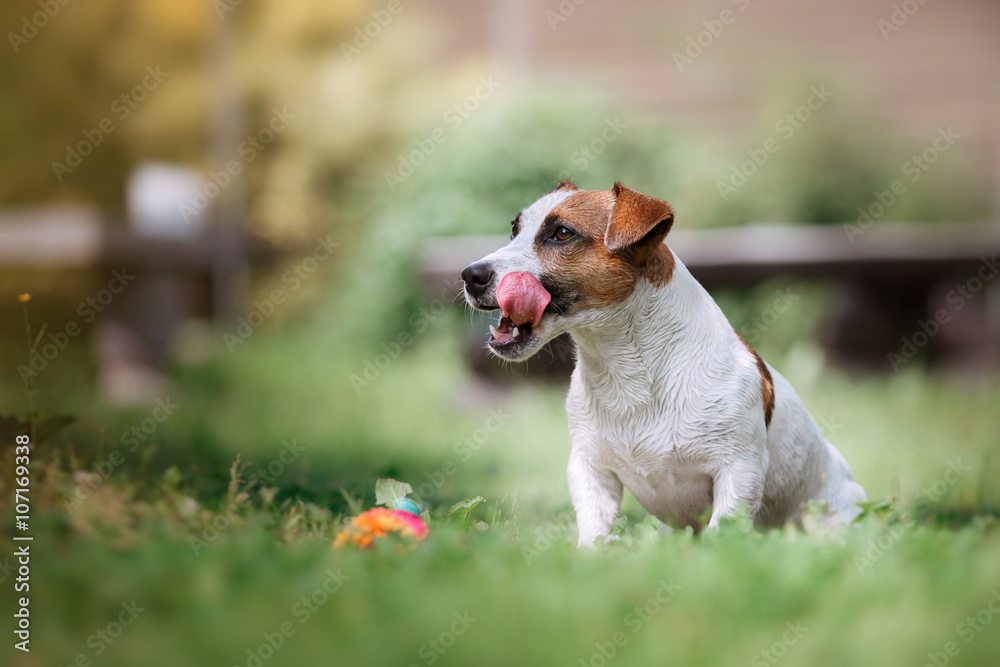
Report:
461,261,494,298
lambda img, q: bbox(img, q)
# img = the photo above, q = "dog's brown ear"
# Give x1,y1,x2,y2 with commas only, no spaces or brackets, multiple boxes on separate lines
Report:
551,179,579,193
604,183,674,255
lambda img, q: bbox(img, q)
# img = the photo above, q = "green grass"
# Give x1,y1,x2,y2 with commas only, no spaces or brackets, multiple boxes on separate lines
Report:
3,315,999,667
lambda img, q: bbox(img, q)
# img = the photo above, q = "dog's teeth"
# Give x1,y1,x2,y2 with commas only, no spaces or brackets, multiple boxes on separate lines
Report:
512,326,520,339
489,325,501,339
501,309,509,319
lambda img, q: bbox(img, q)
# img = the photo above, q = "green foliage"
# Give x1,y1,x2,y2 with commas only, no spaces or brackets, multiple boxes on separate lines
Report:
706,75,991,226
446,496,485,523
374,478,413,507
329,80,990,350
0,412,75,445
3,438,999,667
4,318,1000,666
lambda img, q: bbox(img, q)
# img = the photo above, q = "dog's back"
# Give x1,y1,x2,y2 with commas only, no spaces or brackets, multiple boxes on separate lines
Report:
757,366,866,527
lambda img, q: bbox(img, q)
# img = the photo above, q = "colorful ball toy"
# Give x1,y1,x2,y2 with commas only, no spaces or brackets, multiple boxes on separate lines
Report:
333,499,428,549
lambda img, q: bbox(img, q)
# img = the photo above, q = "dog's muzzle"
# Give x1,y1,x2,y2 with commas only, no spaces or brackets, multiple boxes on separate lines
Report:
461,264,552,355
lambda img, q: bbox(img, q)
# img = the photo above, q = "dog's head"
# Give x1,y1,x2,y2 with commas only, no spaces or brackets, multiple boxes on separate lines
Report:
461,181,676,361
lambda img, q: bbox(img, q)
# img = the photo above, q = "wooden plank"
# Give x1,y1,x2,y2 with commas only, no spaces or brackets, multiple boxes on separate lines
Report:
419,222,1000,293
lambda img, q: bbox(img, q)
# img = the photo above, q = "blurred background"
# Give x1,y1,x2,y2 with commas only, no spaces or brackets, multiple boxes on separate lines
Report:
2,1,1000,666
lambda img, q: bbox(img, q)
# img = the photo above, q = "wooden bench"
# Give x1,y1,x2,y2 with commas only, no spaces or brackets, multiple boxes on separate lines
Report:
419,221,1000,379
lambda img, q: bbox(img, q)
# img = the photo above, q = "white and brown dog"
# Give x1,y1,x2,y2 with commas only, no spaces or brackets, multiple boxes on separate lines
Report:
461,181,866,546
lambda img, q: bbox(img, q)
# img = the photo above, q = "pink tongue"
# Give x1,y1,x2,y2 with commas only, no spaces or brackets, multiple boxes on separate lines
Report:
496,272,551,327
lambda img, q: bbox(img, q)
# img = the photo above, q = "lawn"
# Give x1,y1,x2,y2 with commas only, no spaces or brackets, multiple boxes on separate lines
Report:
2,312,999,667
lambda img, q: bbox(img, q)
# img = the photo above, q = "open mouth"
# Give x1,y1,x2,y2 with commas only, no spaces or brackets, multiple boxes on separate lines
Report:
488,311,537,349
482,271,550,355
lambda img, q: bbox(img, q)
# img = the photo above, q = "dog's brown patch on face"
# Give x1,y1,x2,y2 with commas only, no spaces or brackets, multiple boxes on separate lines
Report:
736,332,775,428
537,190,636,310
535,189,675,311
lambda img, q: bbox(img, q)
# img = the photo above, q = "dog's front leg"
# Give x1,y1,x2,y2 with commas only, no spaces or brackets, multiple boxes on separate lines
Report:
567,448,623,547
707,463,764,529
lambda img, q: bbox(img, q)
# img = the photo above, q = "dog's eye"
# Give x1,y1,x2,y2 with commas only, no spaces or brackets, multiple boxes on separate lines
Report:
510,220,518,240
552,226,574,242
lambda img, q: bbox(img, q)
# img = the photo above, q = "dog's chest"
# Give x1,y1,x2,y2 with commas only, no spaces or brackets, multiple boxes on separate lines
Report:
573,397,712,474
596,420,715,523
600,418,717,523
567,376,720,522
587,412,706,474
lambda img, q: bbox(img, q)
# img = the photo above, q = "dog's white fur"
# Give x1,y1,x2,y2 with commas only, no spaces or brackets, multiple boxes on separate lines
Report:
465,186,866,546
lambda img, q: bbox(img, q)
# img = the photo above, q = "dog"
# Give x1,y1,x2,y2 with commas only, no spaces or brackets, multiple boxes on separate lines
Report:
461,181,866,546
